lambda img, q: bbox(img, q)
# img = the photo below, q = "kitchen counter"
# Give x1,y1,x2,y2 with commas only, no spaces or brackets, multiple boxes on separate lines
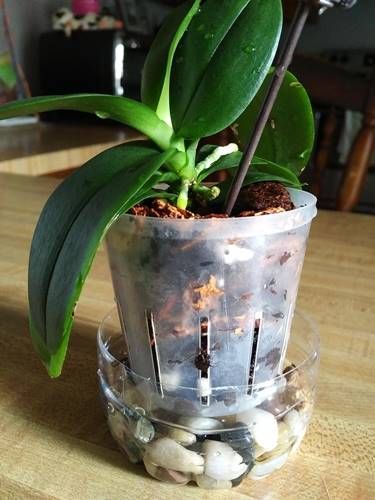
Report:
0,173,374,499
0,122,139,176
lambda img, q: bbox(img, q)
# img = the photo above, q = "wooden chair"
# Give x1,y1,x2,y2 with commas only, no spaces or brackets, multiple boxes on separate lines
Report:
291,55,375,211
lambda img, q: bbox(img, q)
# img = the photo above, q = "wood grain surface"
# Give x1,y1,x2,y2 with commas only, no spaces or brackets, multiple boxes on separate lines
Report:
0,173,374,499
0,122,139,176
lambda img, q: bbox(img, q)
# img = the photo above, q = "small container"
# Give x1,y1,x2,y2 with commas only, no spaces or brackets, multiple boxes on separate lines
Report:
98,308,319,488
105,189,317,414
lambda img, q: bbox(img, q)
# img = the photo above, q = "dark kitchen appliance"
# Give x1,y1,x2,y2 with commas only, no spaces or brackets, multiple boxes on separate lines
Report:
39,29,148,121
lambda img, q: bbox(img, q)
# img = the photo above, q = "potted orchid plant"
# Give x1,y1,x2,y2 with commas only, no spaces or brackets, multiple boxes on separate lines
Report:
0,0,319,489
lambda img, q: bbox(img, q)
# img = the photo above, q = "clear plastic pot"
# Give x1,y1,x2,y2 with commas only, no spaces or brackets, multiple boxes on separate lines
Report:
97,308,319,488
105,189,317,416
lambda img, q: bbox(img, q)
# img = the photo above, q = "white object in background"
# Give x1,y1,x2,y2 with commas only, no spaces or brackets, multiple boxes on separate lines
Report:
0,116,38,127
337,110,362,163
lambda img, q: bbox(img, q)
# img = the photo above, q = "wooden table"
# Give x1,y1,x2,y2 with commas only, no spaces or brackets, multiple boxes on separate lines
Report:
0,122,138,176
0,173,374,499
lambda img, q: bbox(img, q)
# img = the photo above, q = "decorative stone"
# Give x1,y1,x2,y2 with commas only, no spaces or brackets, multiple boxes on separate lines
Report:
256,440,292,464
144,437,204,474
237,408,278,451
165,427,197,446
107,410,143,463
143,454,191,485
123,385,147,408
279,365,312,412
254,445,266,459
277,421,291,445
284,409,305,438
249,451,289,480
194,474,232,490
220,422,255,467
231,472,249,488
178,416,223,432
202,440,248,481
220,425,254,486
255,420,295,464
129,413,155,444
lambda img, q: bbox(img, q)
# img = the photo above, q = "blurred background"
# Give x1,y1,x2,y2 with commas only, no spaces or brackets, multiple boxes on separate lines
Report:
1,0,374,213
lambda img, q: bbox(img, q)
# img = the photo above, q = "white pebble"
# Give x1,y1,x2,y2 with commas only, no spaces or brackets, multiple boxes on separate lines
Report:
194,474,232,489
165,427,197,446
145,437,204,475
108,411,125,443
178,416,223,431
203,440,248,481
143,454,191,484
237,408,278,451
277,421,292,447
108,411,143,463
249,452,289,479
284,409,305,438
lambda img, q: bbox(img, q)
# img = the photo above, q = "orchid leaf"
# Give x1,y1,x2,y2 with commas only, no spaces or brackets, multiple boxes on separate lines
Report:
142,0,200,125
170,0,282,138
244,163,302,188
197,150,258,182
197,149,300,188
0,94,174,150
236,71,315,174
29,147,174,377
28,142,158,349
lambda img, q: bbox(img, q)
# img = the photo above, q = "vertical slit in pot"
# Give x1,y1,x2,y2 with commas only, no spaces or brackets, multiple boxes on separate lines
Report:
115,301,129,399
145,309,164,397
248,312,262,395
278,302,294,374
197,316,211,406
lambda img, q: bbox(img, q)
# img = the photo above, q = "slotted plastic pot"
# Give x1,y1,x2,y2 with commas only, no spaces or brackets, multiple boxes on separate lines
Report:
99,189,318,488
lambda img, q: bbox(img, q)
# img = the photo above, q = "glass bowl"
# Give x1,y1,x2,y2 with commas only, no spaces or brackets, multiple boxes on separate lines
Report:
98,308,319,489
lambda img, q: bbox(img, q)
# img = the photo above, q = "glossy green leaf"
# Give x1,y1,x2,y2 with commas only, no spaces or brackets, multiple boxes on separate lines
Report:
0,94,174,150
244,163,301,188
127,170,180,206
170,0,282,139
141,0,200,125
196,148,301,185
237,71,315,174
197,148,301,192
0,54,16,89
29,146,174,377
28,142,158,349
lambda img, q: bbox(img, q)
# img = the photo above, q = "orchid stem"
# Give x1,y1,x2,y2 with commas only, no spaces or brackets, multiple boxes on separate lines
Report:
177,179,190,209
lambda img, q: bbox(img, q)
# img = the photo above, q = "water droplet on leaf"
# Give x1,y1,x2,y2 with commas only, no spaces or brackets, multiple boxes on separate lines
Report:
299,149,310,159
204,33,214,40
96,111,110,119
241,45,255,55
289,82,302,88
